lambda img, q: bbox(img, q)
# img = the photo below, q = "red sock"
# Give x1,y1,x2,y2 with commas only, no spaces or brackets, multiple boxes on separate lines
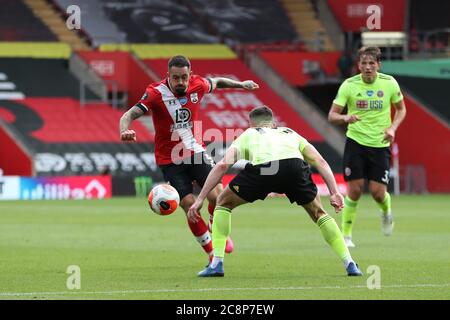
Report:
208,203,215,232
187,217,213,256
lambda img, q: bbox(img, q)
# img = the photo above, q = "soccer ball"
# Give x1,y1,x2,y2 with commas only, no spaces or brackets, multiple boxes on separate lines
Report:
148,184,180,215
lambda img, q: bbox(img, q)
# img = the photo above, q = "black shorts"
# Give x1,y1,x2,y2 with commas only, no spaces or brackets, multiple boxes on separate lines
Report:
343,138,391,185
159,152,215,200
228,158,318,205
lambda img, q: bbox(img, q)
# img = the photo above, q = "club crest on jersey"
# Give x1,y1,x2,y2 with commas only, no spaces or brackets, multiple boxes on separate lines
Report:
377,90,384,97
178,96,188,105
190,93,199,103
175,108,191,123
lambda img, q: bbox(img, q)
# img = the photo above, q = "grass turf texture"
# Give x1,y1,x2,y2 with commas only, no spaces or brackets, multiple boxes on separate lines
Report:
0,195,448,300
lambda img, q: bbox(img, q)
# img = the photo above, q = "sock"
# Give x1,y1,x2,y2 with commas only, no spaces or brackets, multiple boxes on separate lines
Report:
341,196,358,237
210,256,223,268
187,218,213,256
377,192,391,215
317,214,353,267
207,202,215,232
211,206,232,258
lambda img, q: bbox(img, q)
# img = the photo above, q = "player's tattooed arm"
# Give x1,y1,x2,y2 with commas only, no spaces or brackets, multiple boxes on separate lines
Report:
210,77,259,91
119,106,144,141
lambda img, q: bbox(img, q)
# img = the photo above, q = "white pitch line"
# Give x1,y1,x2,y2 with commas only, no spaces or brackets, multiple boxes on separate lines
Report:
0,283,449,297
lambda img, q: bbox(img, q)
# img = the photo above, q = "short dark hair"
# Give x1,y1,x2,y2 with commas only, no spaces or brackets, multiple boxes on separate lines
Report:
357,46,382,62
168,55,191,69
249,105,273,124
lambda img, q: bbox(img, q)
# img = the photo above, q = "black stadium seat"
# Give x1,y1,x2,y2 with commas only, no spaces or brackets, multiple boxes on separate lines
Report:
0,0,57,41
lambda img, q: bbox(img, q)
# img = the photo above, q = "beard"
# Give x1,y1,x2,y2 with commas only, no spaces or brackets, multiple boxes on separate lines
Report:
174,86,186,95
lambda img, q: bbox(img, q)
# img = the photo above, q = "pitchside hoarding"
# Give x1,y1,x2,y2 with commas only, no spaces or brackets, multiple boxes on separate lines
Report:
0,176,20,200
0,176,111,200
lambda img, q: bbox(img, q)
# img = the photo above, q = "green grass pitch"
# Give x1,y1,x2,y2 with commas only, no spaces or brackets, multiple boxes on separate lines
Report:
0,195,448,300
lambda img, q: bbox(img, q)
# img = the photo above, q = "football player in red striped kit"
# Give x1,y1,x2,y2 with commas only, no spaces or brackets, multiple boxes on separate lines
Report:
120,55,259,263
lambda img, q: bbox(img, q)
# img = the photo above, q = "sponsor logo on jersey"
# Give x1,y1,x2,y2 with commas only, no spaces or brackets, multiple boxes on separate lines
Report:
356,93,362,97
178,96,188,105
170,122,193,132
356,100,368,110
377,90,384,97
369,100,383,110
168,99,177,106
367,90,374,97
141,92,148,100
175,108,191,123
190,92,199,103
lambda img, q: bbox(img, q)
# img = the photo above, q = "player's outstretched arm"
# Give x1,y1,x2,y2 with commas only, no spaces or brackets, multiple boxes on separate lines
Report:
188,147,239,222
210,77,259,91
119,106,145,142
302,144,344,212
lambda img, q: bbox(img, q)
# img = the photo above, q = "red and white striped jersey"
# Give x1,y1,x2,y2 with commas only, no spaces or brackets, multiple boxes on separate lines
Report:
136,75,212,165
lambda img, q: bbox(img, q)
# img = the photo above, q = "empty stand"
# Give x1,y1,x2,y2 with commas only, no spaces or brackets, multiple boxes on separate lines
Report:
53,0,126,47
395,76,450,123
0,0,57,41
409,1,450,54
187,0,298,44
0,58,96,99
0,98,153,144
299,83,341,117
259,51,341,86
53,0,299,46
0,98,158,177
280,0,334,51
410,0,450,31
0,54,161,177
77,51,157,106
25,0,90,50
55,0,218,45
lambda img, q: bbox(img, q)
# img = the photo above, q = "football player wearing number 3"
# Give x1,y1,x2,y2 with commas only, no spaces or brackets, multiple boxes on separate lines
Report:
328,47,406,248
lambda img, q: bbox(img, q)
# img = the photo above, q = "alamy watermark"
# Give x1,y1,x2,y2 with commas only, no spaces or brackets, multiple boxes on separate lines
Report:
66,5,81,30
168,121,280,175
366,5,381,30
366,265,381,289
66,265,81,290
